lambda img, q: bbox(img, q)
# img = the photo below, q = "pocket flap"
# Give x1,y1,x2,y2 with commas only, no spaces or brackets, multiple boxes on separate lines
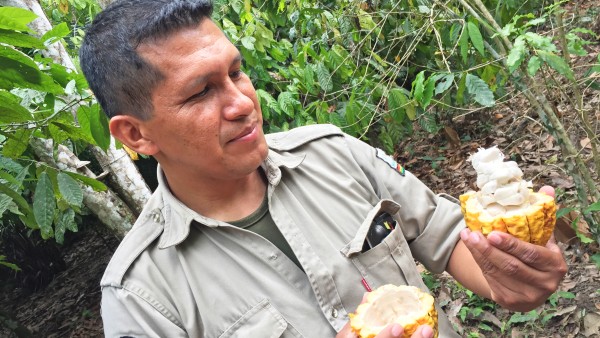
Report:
219,299,287,338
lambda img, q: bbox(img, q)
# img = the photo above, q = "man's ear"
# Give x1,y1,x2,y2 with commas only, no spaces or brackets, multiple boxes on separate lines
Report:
109,115,159,156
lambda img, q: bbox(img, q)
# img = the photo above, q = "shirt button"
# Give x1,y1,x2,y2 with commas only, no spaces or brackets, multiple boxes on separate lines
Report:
269,253,278,260
331,308,338,318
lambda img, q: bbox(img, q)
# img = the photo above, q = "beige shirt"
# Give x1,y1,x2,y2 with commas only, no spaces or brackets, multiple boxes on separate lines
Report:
100,124,464,337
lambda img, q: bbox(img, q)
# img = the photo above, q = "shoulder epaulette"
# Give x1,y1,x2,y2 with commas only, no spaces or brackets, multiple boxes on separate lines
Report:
266,124,344,151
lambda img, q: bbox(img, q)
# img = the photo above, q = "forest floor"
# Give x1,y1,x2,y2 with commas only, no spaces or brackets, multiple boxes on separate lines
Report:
1,2,599,337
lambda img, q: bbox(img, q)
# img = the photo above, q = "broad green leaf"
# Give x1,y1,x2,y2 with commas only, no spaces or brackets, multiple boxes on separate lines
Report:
418,112,440,134
277,91,297,118
64,171,107,192
41,22,70,45
585,201,600,213
0,90,33,123
54,208,77,244
57,172,83,208
0,29,43,48
527,56,542,76
315,62,332,92
412,71,425,103
256,89,280,119
2,128,33,158
303,64,315,94
0,192,12,217
458,26,469,63
466,74,495,107
456,73,467,105
89,104,111,150
240,36,256,50
538,50,575,81
0,7,37,32
0,170,22,189
357,10,376,30
405,101,416,121
0,180,32,219
435,74,454,95
33,171,56,239
467,21,485,56
50,121,95,144
507,36,527,73
523,32,557,52
0,46,63,93
387,88,408,123
421,77,435,108
0,155,24,173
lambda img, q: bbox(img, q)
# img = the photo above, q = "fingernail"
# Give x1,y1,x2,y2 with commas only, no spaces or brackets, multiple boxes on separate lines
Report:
488,233,501,245
391,324,403,337
469,232,480,244
421,325,434,338
460,229,469,241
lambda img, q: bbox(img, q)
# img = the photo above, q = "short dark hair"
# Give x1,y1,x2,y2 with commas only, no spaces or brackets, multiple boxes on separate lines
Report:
80,0,213,120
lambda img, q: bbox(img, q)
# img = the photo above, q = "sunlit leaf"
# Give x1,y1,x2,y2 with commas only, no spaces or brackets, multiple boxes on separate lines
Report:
33,171,56,239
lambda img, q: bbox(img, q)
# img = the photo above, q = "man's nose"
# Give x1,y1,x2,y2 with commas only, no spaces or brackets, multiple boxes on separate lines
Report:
222,80,255,120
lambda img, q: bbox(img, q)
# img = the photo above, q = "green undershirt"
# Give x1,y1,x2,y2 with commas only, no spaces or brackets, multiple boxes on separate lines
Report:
229,192,303,270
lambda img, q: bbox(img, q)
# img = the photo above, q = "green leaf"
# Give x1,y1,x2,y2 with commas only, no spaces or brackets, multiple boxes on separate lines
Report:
256,89,280,119
0,255,20,271
387,88,408,123
507,36,527,73
358,10,376,30
315,61,332,92
435,74,454,95
277,91,297,118
0,192,13,217
0,7,37,32
527,56,542,76
57,172,83,208
466,74,495,107
556,207,574,218
54,208,77,244
459,26,469,63
584,201,600,213
412,71,425,103
421,77,435,108
467,21,485,56
538,50,575,81
33,171,56,239
41,22,70,45
0,90,33,123
0,180,33,219
89,104,111,150
240,36,256,50
0,46,63,93
0,29,43,48
64,171,107,192
2,128,33,158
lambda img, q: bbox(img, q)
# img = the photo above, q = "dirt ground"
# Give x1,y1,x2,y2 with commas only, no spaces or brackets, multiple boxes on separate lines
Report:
1,2,599,337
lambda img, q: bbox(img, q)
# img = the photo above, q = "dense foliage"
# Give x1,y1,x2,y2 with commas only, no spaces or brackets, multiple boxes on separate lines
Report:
0,0,598,267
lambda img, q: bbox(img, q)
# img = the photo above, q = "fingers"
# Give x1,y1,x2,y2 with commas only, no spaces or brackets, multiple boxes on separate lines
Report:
376,324,433,338
538,185,555,198
486,231,559,271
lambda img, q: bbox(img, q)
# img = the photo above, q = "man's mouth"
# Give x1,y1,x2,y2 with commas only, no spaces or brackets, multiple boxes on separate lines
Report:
228,123,258,143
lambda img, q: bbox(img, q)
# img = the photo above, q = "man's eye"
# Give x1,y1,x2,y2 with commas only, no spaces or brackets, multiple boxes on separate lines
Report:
189,87,209,100
230,70,243,79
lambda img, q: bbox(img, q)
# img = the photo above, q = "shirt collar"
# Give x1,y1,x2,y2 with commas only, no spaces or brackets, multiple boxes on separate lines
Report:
155,149,304,249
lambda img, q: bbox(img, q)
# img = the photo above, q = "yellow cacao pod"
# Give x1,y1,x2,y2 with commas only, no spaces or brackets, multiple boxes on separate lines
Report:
349,284,438,338
459,190,556,245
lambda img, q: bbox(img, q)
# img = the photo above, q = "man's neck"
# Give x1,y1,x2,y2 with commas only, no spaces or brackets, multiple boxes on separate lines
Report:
162,168,267,222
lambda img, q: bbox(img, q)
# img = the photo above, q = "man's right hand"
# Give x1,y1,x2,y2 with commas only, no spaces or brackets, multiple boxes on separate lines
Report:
336,321,434,338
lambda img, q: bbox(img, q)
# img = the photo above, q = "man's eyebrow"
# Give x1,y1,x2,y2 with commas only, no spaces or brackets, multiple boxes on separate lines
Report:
232,53,243,66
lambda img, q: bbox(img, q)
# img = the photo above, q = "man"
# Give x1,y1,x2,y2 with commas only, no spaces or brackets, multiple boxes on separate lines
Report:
79,0,567,337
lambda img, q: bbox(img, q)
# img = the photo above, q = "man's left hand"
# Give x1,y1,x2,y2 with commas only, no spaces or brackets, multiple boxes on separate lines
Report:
460,228,567,312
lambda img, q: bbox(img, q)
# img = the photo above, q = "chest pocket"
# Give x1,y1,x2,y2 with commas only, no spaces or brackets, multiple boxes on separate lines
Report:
219,299,303,338
340,199,428,292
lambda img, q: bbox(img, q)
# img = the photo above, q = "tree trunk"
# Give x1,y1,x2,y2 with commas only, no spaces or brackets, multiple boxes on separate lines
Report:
3,0,152,235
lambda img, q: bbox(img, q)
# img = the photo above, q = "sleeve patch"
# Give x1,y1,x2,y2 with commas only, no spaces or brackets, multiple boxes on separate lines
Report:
376,148,405,176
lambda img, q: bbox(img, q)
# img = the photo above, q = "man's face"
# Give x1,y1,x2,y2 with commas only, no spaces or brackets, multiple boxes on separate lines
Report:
136,19,268,182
